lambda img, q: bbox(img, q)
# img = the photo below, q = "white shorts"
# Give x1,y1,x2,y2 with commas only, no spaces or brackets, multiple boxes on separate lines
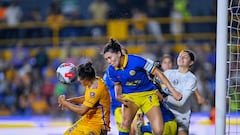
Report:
175,113,190,131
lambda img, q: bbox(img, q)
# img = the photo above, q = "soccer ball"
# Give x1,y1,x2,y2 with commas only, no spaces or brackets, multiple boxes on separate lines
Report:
56,63,78,84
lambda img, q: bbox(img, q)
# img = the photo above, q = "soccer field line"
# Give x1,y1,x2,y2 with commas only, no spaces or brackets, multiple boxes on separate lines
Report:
0,121,72,128
0,119,239,128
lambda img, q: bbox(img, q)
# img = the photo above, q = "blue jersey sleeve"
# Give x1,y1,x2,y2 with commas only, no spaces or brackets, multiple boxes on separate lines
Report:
132,55,155,74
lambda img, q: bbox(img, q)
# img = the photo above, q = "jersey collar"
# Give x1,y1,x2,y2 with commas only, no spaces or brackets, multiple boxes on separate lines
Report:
115,54,128,70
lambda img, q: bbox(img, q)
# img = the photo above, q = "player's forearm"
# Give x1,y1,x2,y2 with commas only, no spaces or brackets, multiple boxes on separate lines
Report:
62,101,86,115
114,84,124,104
67,96,85,104
156,71,176,94
166,91,191,107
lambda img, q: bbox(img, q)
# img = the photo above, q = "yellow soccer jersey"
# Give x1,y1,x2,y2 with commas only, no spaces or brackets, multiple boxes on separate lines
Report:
82,77,111,131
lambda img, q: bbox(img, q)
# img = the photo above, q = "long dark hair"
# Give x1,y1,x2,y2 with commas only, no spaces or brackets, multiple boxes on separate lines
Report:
77,62,95,81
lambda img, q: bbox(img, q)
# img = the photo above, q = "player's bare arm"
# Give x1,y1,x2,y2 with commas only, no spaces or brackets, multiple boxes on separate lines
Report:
67,96,85,104
58,95,90,115
152,68,182,101
114,83,130,107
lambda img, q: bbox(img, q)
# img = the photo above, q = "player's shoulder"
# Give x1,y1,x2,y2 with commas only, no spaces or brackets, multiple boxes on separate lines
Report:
128,54,145,60
107,65,115,72
186,71,197,80
97,77,107,87
164,69,177,74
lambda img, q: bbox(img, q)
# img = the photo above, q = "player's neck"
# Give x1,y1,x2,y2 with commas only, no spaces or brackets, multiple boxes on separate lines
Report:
118,55,124,68
87,78,97,87
178,67,189,73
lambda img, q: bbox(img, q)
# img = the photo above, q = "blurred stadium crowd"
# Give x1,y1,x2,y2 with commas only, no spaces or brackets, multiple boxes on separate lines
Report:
0,0,220,117
0,0,216,40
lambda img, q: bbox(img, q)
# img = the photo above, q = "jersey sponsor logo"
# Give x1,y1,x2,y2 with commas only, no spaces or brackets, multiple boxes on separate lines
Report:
129,70,136,76
125,80,141,86
90,92,96,98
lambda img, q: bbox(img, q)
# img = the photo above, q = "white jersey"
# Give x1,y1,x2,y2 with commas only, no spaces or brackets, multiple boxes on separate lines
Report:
164,69,197,130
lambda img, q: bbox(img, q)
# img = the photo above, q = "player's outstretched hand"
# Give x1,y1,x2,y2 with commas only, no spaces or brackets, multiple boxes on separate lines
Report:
58,95,66,104
58,95,66,110
172,91,182,101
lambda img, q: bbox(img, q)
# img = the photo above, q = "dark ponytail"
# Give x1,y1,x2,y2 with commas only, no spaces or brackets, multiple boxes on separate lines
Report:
102,38,123,55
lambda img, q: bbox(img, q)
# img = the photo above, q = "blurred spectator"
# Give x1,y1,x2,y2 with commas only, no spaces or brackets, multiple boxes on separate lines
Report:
42,78,54,105
158,0,173,34
108,0,132,19
34,47,49,75
48,0,61,17
25,7,43,38
46,1,65,38
31,92,50,115
0,2,7,23
4,0,23,26
130,8,147,43
170,0,190,35
26,7,42,22
3,88,16,115
170,8,182,35
88,0,110,38
60,8,88,37
145,0,164,43
46,8,65,30
61,0,80,17
11,41,29,69
60,40,78,65
4,0,23,39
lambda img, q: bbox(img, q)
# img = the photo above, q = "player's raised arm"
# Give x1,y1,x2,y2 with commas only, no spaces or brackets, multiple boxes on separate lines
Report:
152,68,182,101
67,96,85,104
58,95,90,115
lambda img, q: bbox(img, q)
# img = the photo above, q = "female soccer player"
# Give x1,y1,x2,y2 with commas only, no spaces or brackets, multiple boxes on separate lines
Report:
103,47,127,131
159,54,205,105
102,38,182,135
58,62,110,135
163,50,198,135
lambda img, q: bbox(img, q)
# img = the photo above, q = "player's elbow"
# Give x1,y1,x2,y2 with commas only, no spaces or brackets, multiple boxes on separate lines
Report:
75,106,89,116
76,110,87,116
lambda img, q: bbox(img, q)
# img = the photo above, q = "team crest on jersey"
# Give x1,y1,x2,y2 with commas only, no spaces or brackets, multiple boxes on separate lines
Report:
90,92,96,98
173,79,179,85
129,70,136,76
